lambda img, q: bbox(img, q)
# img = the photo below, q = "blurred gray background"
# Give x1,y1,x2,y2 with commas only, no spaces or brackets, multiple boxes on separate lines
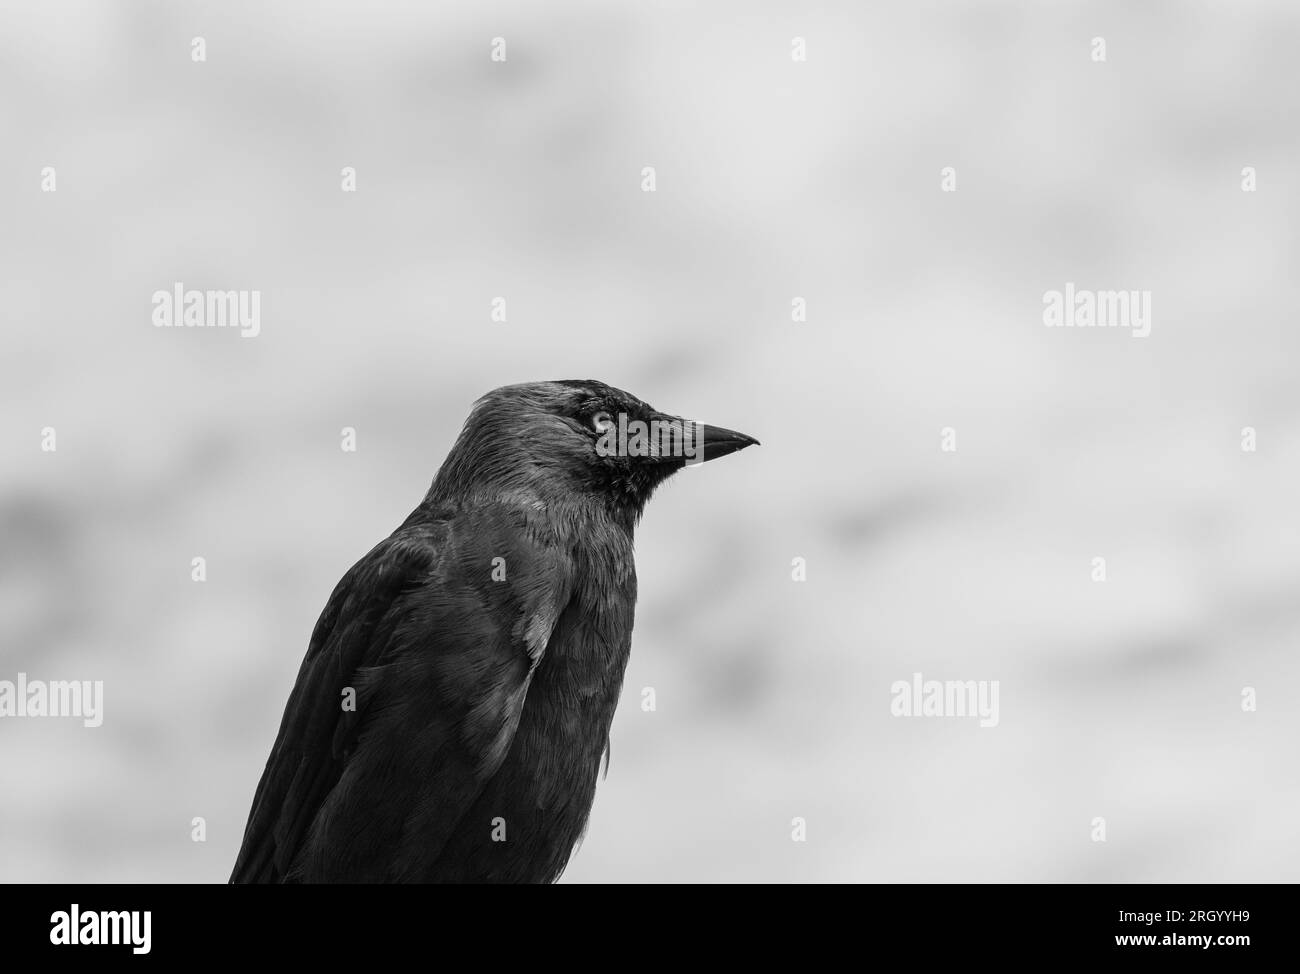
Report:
2,0,1298,883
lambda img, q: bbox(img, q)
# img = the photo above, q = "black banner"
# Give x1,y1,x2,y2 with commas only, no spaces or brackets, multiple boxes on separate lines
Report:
1,883,1277,961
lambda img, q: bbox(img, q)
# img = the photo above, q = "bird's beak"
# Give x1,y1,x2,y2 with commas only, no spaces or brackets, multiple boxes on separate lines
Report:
695,422,760,463
644,412,759,464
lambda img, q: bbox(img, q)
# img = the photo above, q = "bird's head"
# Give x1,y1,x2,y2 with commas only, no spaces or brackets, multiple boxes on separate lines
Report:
430,380,758,517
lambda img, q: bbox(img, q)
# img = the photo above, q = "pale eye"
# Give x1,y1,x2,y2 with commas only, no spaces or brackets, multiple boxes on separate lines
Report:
591,411,615,433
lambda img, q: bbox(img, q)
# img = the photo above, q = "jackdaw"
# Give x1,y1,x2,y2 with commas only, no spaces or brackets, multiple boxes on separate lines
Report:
231,379,757,883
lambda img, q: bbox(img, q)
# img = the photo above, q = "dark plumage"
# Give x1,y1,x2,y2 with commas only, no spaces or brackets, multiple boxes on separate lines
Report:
230,380,757,883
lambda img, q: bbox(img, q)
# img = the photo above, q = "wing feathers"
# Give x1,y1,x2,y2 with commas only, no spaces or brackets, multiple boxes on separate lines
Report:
230,511,571,883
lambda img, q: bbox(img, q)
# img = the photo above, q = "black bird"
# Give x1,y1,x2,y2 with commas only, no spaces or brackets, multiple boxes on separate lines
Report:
231,380,757,883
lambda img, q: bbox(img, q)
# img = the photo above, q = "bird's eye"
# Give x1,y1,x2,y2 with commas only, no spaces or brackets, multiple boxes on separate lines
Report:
591,411,615,433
